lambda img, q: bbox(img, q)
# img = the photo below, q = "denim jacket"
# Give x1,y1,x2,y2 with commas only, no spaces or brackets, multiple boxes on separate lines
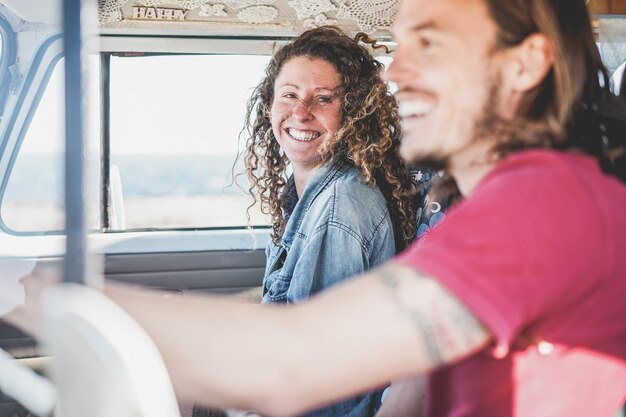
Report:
261,161,394,417
262,161,395,305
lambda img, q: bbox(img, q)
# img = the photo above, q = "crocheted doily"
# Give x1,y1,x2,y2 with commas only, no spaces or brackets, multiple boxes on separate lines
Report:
336,0,398,33
98,0,401,36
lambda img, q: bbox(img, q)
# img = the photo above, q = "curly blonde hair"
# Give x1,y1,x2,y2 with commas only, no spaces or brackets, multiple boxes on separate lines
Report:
242,26,416,250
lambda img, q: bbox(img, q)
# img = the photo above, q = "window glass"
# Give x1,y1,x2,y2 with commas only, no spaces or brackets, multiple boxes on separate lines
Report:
597,17,626,93
612,60,625,94
377,55,395,92
109,54,269,230
1,57,101,233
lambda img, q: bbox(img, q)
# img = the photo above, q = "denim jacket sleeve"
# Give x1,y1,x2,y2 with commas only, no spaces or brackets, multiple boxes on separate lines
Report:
289,223,374,301
262,225,370,304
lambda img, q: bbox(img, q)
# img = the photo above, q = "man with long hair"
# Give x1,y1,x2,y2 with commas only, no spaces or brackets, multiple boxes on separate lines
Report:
5,0,626,416
106,1,626,413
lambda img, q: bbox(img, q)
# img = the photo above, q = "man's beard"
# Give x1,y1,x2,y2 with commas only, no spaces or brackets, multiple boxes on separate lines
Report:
407,80,505,171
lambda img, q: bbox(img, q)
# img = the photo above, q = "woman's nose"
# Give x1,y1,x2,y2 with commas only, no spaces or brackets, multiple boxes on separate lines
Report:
292,99,313,119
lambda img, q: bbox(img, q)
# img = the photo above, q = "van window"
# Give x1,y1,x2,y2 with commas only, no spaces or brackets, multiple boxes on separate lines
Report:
2,59,65,232
0,17,8,110
1,52,270,234
108,53,268,230
1,57,101,233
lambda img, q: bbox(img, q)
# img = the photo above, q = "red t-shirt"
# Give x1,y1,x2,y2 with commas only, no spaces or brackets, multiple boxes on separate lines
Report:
398,150,626,417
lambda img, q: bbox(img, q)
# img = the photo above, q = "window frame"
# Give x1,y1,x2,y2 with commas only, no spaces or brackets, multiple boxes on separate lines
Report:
0,36,283,236
0,15,17,124
0,34,63,236
94,36,395,234
97,37,285,234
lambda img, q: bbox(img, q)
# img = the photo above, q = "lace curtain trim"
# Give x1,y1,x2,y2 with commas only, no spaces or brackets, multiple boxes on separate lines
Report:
99,0,400,33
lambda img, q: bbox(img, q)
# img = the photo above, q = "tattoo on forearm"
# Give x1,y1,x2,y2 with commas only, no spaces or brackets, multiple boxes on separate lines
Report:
376,267,444,363
374,264,488,367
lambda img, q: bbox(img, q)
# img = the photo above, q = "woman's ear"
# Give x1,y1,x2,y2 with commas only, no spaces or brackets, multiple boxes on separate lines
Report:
507,33,555,93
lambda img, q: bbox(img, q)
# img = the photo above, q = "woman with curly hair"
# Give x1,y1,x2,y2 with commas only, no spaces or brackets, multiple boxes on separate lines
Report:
241,26,416,416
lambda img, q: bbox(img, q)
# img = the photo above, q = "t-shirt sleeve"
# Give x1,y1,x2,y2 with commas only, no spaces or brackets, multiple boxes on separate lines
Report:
396,156,606,355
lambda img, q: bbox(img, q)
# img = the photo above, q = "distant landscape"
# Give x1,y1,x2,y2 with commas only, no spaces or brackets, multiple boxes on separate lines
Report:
5,153,252,201
2,153,267,232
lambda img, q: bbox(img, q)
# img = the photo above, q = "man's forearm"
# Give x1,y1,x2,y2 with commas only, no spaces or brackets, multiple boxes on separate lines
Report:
104,262,491,416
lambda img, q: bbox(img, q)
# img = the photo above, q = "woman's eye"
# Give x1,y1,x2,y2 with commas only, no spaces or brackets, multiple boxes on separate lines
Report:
283,93,297,99
315,96,333,104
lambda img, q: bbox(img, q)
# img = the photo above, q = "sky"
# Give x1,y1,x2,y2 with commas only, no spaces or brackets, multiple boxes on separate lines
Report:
21,53,270,155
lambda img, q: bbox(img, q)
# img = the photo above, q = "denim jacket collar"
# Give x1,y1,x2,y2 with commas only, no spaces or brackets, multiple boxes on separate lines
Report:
280,160,351,248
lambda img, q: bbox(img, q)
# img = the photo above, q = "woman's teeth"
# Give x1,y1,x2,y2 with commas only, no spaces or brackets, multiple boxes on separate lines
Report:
287,128,320,142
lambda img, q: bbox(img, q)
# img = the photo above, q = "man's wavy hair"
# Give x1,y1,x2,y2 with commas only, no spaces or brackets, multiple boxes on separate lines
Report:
485,0,626,181
241,26,416,250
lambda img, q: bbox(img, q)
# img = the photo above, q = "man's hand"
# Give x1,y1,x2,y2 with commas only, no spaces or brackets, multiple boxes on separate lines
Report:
0,259,34,317
231,286,263,304
376,377,426,417
1,259,61,337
